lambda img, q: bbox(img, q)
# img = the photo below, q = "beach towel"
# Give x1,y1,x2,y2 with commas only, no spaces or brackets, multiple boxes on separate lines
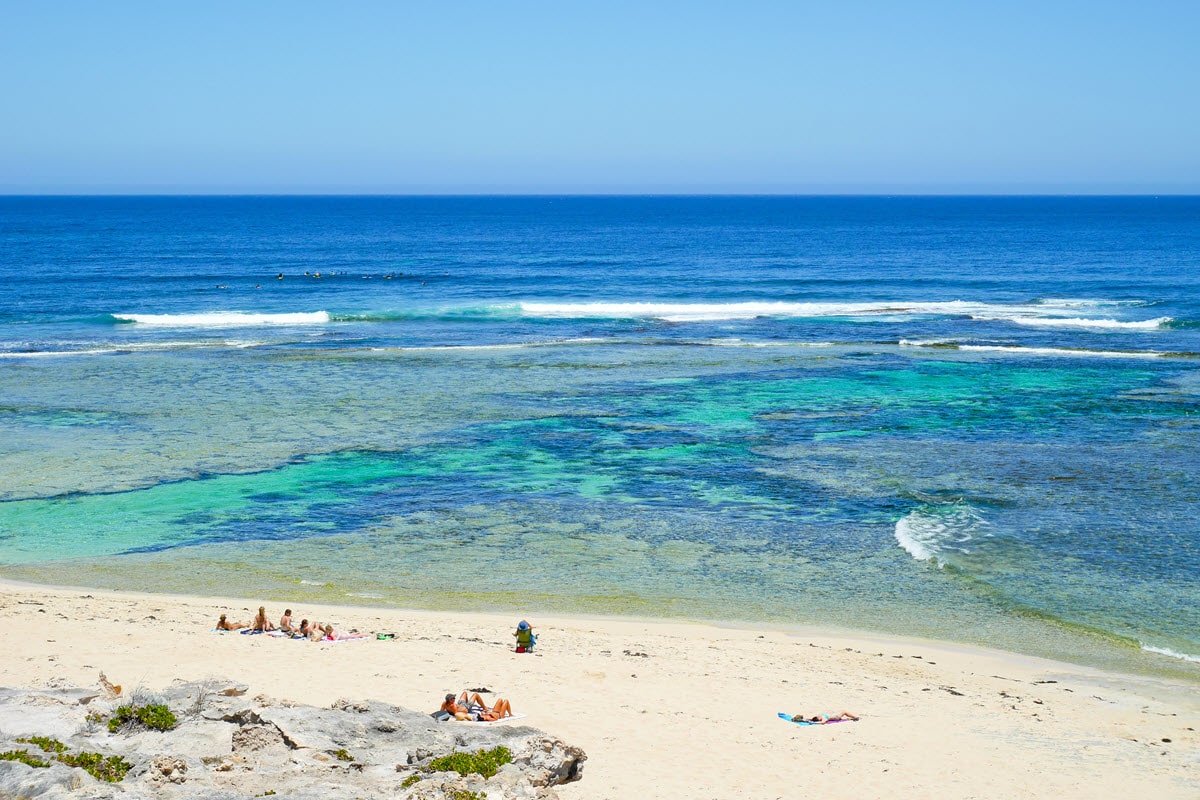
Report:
778,712,850,726
454,712,527,726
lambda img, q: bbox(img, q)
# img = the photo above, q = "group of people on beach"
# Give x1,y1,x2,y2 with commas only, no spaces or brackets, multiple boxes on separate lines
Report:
208,611,582,724
436,691,515,722
213,611,849,726
422,620,532,722
216,606,369,642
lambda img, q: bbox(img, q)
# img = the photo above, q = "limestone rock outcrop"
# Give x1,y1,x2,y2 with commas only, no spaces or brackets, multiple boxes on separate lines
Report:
0,678,586,799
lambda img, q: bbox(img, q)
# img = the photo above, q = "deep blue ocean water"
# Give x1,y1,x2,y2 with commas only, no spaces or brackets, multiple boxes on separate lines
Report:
1,196,1197,677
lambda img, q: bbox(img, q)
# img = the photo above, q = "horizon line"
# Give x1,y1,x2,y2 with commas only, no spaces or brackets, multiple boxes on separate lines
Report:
3,191,1199,199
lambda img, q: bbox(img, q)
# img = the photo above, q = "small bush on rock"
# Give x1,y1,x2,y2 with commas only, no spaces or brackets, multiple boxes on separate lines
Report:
426,746,512,779
16,736,67,755
107,703,177,733
12,736,132,782
57,751,132,783
0,749,52,768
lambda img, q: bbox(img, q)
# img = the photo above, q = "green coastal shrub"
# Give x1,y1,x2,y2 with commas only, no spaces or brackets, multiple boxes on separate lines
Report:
107,703,177,733
426,746,512,779
16,736,67,755
12,735,132,782
0,749,52,768
57,751,132,783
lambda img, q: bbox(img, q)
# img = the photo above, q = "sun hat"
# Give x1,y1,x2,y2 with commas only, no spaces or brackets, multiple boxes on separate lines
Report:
517,620,530,630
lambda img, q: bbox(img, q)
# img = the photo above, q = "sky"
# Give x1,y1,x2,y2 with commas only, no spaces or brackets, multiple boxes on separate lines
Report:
1,1,1198,194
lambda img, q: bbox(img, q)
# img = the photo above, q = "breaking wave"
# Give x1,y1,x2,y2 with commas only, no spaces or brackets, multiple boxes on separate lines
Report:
997,316,1171,331
899,341,1170,359
1141,644,1200,663
514,300,1172,329
102,300,1174,332
895,503,991,563
112,312,331,327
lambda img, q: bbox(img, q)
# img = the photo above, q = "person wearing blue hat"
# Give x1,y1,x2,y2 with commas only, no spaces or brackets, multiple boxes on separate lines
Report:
513,620,536,652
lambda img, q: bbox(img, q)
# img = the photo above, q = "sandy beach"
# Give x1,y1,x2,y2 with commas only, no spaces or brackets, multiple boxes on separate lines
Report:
0,580,1195,799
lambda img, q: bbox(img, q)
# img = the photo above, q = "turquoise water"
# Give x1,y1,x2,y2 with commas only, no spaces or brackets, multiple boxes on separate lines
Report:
1,197,1198,679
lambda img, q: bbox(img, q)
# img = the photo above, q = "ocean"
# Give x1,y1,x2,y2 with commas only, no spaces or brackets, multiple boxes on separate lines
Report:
1,196,1197,679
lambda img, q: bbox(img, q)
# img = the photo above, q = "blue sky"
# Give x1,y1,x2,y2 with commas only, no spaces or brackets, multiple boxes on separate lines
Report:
1,1,1197,193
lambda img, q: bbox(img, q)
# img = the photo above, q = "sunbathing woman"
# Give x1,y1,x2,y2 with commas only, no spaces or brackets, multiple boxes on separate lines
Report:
791,711,859,724
250,606,275,632
216,614,247,631
321,624,368,641
440,692,514,721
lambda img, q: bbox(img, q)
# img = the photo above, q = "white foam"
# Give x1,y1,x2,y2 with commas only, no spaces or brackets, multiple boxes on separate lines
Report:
513,300,1170,329
0,348,118,358
0,339,271,358
993,316,1171,331
114,311,331,327
375,337,610,353
1141,644,1200,663
1035,298,1149,308
958,345,1165,359
702,338,839,348
895,504,990,563
517,300,990,322
894,516,937,561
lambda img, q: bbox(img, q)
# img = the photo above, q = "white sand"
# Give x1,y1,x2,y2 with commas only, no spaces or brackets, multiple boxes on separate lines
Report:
2,580,1196,799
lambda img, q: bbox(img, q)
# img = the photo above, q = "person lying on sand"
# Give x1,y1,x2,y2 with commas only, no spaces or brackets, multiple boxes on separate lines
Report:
440,692,514,722
791,711,859,724
250,606,275,632
299,619,319,639
321,624,368,641
216,614,247,631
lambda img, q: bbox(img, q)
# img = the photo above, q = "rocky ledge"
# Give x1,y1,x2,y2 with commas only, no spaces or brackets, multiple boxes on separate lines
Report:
0,678,585,799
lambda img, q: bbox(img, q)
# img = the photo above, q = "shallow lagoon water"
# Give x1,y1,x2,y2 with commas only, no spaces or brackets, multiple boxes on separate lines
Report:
0,197,1197,680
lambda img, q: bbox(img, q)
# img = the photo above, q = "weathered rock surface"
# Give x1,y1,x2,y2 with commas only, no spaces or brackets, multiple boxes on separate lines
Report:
0,678,586,799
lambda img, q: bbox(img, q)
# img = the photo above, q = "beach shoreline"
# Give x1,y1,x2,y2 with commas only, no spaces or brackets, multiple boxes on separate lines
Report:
2,578,1197,799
